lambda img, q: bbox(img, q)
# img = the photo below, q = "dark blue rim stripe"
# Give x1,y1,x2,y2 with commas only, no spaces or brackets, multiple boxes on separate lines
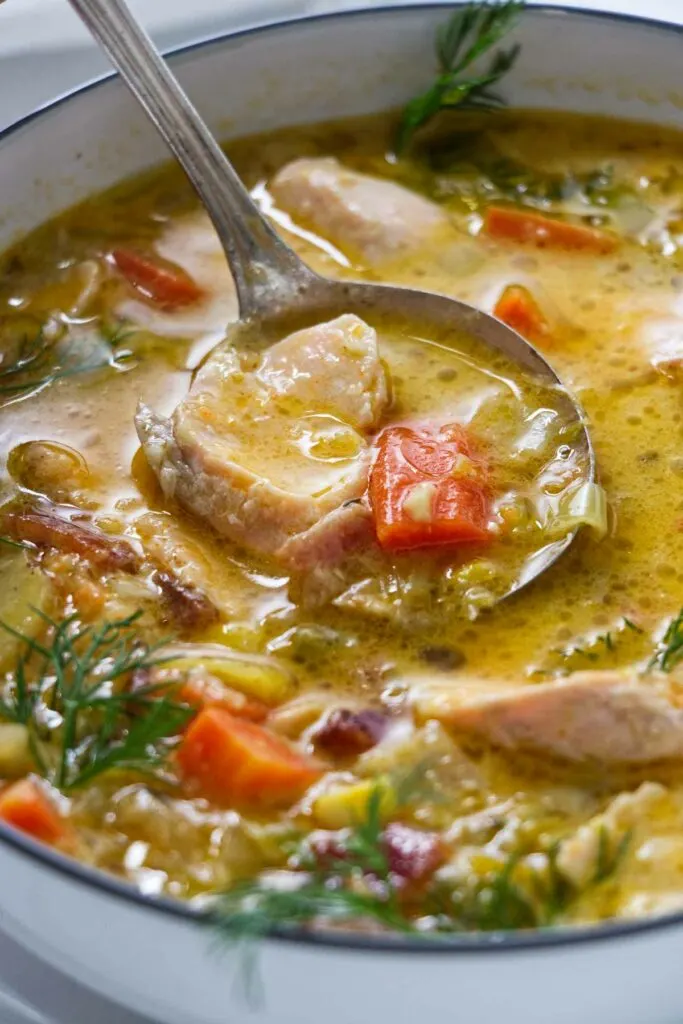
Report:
1,1,683,957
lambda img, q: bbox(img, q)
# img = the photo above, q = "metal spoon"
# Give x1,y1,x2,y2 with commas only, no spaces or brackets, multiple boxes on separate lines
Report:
67,0,595,598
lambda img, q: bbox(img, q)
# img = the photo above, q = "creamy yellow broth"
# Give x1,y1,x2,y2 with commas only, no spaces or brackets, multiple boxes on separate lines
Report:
0,110,682,930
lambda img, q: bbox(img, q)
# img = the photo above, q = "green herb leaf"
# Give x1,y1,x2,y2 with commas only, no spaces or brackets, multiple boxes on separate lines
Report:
212,874,412,940
648,607,683,673
396,1,523,152
0,535,31,551
0,609,192,790
0,322,132,401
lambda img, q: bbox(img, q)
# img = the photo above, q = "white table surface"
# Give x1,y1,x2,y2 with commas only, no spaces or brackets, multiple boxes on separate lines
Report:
0,0,680,1021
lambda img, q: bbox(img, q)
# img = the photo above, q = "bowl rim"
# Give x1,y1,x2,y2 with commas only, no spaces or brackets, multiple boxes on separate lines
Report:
2,0,683,957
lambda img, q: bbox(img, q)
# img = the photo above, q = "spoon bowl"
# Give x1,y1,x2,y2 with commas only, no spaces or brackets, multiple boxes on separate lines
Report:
67,0,595,601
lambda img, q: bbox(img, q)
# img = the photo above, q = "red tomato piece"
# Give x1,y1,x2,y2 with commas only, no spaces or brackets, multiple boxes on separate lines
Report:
369,424,491,551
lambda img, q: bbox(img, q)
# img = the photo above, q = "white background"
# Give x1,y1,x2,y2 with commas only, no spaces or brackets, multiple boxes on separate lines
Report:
0,0,680,1021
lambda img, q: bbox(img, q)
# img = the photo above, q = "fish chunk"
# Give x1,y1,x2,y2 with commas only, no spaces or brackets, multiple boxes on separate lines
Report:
256,315,388,429
136,314,388,560
413,670,683,765
278,502,376,604
271,157,451,264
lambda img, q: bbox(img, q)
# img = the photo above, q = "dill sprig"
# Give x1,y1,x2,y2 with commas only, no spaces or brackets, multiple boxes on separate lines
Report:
207,784,632,1003
210,780,424,958
0,535,31,551
0,609,192,790
211,874,411,941
210,778,631,946
0,323,131,400
396,1,523,152
432,827,630,933
648,607,683,673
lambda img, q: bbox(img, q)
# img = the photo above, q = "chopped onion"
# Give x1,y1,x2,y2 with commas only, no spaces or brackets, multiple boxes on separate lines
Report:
159,643,296,705
552,482,608,539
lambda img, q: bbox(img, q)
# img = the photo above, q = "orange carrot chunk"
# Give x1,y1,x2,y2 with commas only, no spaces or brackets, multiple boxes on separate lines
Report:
179,677,269,723
369,424,491,551
111,249,204,308
178,708,322,806
0,779,68,846
494,284,552,347
484,206,618,254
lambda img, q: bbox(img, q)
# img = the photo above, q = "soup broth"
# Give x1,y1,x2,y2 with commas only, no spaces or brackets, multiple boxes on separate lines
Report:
0,109,682,932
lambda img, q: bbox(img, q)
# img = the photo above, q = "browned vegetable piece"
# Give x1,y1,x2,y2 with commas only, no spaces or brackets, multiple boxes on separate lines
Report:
312,708,388,756
2,510,140,573
152,568,219,630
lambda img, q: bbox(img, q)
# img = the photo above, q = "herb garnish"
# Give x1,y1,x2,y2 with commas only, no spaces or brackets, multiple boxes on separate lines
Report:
209,784,629,948
0,535,31,551
648,606,683,673
0,323,131,401
0,609,192,790
396,1,523,152
431,826,630,933
529,617,647,679
211,785,414,944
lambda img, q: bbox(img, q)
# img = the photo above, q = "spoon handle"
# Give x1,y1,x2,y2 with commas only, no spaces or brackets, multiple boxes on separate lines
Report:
67,0,321,319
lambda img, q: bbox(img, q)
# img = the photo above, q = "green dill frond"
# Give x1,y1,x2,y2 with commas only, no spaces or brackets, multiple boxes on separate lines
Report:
396,1,523,152
0,319,133,401
648,607,683,673
0,609,192,790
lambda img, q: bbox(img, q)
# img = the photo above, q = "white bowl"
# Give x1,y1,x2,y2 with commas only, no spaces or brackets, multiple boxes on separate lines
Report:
1,6,683,1023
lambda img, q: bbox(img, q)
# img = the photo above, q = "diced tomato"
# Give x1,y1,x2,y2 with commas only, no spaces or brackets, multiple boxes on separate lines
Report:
484,206,618,254
111,249,204,308
0,779,69,846
179,676,269,723
494,284,552,347
177,708,322,806
369,424,491,551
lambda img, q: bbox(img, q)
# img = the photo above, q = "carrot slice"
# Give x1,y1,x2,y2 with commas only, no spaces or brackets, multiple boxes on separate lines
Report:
0,779,68,846
177,708,322,806
111,249,204,308
179,677,269,723
369,424,491,551
484,206,618,254
494,284,552,348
